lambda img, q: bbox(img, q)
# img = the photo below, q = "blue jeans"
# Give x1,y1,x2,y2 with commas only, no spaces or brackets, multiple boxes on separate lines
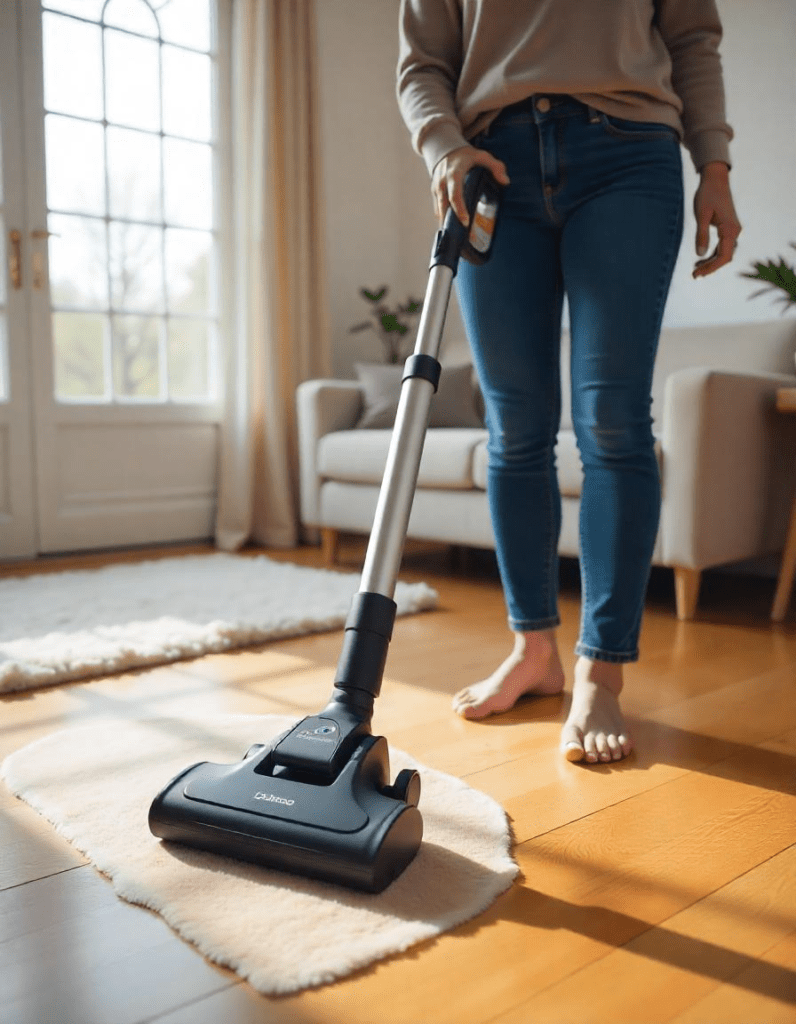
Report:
455,94,684,663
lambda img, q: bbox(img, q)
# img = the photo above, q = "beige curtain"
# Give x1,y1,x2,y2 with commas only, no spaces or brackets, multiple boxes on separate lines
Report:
215,0,330,551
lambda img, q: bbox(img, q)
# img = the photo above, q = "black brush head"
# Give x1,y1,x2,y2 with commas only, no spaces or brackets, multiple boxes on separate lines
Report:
149,732,423,894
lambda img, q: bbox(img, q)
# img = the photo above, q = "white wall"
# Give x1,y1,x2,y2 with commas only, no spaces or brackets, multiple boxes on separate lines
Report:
315,0,796,377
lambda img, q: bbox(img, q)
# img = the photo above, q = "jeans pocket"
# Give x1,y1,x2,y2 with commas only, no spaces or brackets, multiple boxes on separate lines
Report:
598,112,679,142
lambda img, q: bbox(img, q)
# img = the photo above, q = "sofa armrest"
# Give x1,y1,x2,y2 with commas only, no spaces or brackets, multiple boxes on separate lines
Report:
661,367,796,569
296,379,363,527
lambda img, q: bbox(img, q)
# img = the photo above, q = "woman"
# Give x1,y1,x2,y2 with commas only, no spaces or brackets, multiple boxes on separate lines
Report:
396,0,742,764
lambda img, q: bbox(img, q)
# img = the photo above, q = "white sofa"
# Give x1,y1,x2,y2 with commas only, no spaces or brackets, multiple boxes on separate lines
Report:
297,320,796,620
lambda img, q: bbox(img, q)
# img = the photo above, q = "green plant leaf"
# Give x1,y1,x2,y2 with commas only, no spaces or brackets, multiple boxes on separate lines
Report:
739,243,796,314
380,313,408,334
361,286,387,303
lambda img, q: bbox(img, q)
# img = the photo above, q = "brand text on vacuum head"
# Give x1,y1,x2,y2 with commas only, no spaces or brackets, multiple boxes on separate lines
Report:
254,792,295,806
296,726,336,744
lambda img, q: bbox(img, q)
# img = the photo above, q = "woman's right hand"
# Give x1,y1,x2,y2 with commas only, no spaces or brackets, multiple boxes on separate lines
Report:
432,145,510,227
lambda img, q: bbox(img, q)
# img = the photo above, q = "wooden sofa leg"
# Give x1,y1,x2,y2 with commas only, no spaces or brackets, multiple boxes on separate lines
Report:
674,566,702,621
321,528,339,567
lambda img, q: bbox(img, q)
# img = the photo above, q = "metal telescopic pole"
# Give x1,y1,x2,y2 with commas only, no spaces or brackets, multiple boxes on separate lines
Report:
358,263,455,599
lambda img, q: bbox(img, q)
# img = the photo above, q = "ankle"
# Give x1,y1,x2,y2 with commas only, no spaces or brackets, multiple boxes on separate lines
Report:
575,656,623,695
516,628,560,659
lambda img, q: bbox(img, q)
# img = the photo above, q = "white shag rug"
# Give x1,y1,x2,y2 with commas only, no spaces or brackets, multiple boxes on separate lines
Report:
0,553,438,695
1,714,519,995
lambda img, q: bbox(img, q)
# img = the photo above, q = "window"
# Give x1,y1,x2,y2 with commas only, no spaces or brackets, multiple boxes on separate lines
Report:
42,0,218,402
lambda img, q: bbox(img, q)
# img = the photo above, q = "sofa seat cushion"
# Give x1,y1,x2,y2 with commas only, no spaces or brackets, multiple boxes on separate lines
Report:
472,429,663,496
318,428,487,489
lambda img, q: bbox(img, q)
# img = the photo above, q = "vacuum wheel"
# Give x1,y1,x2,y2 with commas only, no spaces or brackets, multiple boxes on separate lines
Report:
386,768,421,807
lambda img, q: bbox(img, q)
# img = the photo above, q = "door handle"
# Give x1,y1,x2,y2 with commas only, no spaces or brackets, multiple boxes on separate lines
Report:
9,229,22,289
30,229,58,290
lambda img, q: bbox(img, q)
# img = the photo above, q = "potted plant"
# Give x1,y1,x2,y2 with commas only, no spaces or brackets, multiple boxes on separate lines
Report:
349,286,424,364
740,243,796,315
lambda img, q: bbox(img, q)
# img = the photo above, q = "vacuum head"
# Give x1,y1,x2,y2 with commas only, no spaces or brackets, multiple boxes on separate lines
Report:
149,712,423,894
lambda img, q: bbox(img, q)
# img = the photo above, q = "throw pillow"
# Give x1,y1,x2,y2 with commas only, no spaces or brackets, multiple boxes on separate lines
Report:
354,362,484,429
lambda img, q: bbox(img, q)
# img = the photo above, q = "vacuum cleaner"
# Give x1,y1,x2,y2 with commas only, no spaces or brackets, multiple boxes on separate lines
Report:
149,167,502,893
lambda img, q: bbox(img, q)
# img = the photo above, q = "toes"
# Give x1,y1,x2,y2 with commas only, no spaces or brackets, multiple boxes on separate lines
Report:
452,689,474,711
560,724,585,762
595,732,613,762
582,734,599,763
619,734,634,758
606,734,623,761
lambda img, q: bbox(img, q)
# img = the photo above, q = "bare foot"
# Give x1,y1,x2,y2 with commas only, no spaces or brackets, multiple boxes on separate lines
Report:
453,630,565,720
561,657,634,763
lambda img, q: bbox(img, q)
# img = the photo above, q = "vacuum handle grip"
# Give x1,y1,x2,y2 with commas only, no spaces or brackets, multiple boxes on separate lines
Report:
431,166,503,272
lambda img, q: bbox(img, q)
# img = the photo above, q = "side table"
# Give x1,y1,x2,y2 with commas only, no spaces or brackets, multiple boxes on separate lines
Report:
771,386,796,621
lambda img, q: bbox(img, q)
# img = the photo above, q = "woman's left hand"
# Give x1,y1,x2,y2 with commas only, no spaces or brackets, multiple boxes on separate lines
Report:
692,163,742,279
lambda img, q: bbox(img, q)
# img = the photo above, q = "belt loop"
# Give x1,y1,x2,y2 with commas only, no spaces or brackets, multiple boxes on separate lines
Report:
586,103,601,124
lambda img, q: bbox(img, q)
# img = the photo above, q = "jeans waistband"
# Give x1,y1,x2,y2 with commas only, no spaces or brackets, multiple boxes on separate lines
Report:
501,93,599,119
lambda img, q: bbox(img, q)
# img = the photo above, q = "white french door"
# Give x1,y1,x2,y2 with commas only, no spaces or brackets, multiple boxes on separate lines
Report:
1,0,229,557
0,1,38,556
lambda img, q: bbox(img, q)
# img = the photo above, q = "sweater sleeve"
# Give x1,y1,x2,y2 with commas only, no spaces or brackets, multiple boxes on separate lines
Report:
396,0,469,176
658,0,734,170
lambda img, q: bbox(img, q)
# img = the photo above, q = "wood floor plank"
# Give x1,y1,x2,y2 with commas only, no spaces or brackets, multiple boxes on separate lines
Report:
667,930,796,1024
0,864,114,941
0,800,87,888
490,842,796,1023
0,866,233,1024
150,984,311,1024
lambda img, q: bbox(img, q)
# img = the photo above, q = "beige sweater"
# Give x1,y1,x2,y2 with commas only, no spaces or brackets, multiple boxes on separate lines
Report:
396,0,733,176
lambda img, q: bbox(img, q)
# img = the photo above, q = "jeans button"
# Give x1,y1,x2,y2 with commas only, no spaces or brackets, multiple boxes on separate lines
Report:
536,97,551,113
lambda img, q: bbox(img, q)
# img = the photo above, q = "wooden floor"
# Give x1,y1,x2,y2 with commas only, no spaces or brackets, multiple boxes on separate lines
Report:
2,539,795,1024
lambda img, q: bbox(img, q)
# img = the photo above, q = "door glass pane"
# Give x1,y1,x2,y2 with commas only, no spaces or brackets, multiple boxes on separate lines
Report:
105,29,160,132
162,46,212,141
107,127,161,222
45,115,105,215
109,222,163,313
112,315,160,398
157,0,211,51
42,13,103,119
42,1,105,20
163,139,212,228
53,311,107,399
41,0,219,404
103,0,158,37
48,213,108,309
168,319,209,399
165,229,212,314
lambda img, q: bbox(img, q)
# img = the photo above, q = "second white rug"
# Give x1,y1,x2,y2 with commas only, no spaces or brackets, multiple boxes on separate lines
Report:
0,553,438,694
1,714,519,995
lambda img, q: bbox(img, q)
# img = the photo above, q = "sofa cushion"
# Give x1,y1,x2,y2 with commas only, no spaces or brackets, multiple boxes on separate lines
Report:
354,362,484,429
318,428,487,489
472,429,663,496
